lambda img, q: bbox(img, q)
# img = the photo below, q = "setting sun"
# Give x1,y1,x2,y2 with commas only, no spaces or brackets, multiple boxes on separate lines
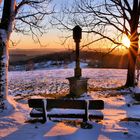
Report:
121,35,130,48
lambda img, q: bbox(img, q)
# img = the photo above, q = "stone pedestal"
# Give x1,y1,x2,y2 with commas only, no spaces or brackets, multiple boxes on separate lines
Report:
67,77,88,97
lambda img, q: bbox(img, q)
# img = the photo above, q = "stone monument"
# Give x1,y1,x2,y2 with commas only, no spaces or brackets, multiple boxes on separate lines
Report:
67,25,88,97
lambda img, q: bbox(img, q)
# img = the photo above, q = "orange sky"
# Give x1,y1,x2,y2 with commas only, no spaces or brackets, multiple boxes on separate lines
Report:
10,29,66,50
10,28,130,54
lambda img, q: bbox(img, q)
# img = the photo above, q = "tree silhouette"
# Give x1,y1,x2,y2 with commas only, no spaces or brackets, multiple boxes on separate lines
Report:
0,0,53,111
53,0,140,87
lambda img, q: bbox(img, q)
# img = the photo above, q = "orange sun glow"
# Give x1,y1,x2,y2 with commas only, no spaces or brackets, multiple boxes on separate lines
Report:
121,35,130,48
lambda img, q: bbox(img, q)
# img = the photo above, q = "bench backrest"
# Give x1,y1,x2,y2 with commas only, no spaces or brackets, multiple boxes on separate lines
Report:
47,99,86,109
28,99,104,110
28,99,86,109
89,100,104,110
28,99,43,108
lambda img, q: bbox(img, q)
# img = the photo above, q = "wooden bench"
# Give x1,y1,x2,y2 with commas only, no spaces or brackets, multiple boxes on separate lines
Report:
28,99,104,123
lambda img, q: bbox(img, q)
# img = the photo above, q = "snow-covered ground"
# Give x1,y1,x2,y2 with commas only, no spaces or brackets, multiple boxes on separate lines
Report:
8,68,127,100
1,68,140,140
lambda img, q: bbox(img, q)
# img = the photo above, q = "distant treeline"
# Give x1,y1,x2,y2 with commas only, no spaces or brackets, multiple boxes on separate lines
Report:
9,51,129,69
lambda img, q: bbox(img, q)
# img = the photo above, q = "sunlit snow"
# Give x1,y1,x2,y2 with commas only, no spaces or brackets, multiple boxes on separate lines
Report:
0,68,140,140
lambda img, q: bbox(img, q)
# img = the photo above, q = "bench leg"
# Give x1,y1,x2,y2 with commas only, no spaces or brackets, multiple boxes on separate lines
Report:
42,100,47,123
82,101,93,129
42,113,46,123
83,100,88,122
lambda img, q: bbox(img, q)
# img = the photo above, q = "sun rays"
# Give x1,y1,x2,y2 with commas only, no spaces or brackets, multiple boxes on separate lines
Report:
121,35,130,48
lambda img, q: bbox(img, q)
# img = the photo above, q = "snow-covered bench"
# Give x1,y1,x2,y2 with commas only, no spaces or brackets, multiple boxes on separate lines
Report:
28,99,104,123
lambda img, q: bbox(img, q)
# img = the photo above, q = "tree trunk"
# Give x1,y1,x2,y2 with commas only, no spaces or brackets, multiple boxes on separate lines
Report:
125,0,139,87
125,33,139,87
0,0,16,111
0,30,8,111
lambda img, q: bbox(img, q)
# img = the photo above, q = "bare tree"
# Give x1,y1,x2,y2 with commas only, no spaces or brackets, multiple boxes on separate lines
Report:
53,0,140,87
0,0,53,111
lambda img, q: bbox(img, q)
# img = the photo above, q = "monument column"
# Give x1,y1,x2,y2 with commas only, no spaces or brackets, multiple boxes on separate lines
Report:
67,25,88,98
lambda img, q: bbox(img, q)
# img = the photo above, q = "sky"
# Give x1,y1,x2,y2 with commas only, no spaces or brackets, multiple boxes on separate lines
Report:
10,0,68,50
10,29,64,50
10,0,131,52
9,0,79,50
